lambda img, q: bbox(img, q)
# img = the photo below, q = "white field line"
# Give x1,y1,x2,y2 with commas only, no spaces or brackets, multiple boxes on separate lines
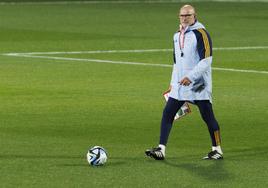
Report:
4,49,173,56
0,0,267,5
0,1,199,5
5,53,268,75
212,67,268,74
9,54,172,67
3,46,268,56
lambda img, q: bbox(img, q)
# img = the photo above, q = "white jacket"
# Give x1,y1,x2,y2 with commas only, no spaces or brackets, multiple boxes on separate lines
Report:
169,21,213,103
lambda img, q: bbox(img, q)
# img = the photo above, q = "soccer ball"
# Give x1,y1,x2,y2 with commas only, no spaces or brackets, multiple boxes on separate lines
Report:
86,146,108,166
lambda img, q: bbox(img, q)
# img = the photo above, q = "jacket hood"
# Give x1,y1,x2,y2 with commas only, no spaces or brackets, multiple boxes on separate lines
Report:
187,21,205,31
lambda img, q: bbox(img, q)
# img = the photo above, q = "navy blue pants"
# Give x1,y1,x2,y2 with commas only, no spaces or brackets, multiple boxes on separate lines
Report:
159,97,221,146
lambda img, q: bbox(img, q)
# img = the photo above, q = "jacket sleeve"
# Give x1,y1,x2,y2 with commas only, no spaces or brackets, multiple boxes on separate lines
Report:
170,37,177,85
170,64,177,85
187,29,212,82
187,57,212,82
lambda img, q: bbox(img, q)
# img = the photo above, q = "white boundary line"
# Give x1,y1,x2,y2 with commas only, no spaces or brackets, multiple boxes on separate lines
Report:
4,49,173,56
0,0,267,5
3,46,268,56
4,51,268,75
212,67,268,74
8,54,172,67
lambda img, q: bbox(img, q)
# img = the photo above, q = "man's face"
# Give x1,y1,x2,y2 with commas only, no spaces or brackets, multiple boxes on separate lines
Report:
179,7,195,28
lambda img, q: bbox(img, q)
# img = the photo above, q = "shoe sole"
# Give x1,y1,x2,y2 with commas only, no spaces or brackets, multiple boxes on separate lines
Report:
203,156,223,160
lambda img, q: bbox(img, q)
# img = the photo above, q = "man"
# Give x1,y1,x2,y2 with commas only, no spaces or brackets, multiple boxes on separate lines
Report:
145,4,223,160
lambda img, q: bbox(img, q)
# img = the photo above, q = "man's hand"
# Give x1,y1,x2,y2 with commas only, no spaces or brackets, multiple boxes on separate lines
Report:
179,77,192,86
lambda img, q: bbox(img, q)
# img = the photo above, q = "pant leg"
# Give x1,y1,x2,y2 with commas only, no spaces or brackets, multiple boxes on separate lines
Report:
195,100,221,146
159,97,185,145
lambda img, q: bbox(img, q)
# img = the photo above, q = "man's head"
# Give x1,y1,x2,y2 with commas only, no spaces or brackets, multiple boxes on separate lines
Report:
179,4,196,28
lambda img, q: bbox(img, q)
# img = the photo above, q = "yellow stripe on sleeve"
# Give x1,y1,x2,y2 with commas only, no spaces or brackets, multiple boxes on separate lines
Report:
198,29,211,58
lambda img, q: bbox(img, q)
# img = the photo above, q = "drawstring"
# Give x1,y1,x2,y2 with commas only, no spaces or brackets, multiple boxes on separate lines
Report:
179,25,188,57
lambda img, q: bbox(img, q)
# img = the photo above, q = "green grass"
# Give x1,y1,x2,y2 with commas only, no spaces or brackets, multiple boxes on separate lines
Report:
0,1,268,188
